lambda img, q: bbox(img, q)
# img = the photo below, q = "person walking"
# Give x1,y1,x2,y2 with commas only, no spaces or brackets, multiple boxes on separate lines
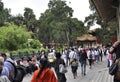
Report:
31,58,58,82
40,50,48,60
61,48,68,66
79,48,88,76
69,48,78,79
48,50,56,68
69,48,78,64
0,56,10,82
54,52,67,82
94,48,99,63
109,41,120,82
87,48,94,69
70,58,78,79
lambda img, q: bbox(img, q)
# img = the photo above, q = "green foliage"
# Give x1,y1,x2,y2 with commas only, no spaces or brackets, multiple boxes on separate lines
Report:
11,48,41,58
29,39,42,49
0,23,32,51
0,0,11,26
71,18,88,38
23,7,37,32
38,0,87,46
88,0,118,44
84,14,96,28
0,0,89,49
10,14,24,26
95,20,117,44
16,48,39,54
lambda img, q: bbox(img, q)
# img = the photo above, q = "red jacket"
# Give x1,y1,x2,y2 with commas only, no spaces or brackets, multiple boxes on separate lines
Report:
31,68,58,82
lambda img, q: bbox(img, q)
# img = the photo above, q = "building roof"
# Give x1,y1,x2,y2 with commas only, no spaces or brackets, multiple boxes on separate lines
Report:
91,0,117,22
76,34,97,42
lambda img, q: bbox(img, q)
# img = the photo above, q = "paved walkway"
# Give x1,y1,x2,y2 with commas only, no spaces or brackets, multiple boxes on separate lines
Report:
22,56,114,82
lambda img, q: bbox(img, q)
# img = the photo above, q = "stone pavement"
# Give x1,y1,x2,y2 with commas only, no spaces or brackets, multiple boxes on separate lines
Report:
22,56,114,82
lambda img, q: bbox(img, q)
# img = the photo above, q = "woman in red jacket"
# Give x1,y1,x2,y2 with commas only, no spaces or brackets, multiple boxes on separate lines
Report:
31,58,58,82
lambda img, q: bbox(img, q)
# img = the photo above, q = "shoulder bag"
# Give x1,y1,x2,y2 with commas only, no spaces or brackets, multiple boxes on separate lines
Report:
59,64,67,74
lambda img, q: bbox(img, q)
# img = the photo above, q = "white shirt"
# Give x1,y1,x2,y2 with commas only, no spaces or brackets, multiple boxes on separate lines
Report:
69,51,77,59
87,50,94,59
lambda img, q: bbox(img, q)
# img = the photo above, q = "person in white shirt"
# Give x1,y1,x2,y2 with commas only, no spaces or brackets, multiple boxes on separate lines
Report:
69,48,77,60
61,50,67,65
94,48,99,63
48,50,56,68
87,48,94,69
69,48,78,79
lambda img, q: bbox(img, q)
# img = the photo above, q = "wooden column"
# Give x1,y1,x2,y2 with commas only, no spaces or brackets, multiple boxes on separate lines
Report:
118,0,120,41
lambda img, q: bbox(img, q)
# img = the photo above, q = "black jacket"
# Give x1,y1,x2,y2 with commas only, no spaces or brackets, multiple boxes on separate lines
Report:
79,50,88,62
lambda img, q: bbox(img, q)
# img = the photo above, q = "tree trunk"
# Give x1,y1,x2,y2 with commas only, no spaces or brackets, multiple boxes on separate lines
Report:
65,31,70,47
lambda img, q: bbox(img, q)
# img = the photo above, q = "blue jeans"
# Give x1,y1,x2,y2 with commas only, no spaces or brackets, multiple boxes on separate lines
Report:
80,60,86,75
95,55,99,62
107,59,110,67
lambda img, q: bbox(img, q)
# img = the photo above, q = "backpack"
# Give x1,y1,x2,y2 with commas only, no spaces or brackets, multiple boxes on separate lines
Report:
59,64,67,74
98,49,102,56
104,49,107,56
6,61,26,82
89,51,93,59
114,59,120,80
71,60,78,67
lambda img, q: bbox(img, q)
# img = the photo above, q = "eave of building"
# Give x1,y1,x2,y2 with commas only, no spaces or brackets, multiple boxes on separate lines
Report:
91,0,117,22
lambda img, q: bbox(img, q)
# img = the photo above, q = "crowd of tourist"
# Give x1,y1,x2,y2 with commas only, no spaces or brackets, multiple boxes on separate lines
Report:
0,44,116,82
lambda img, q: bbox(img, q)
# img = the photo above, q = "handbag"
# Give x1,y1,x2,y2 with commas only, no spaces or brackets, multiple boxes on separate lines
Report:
59,64,67,74
114,59,120,80
69,52,76,64
69,59,74,64
71,61,78,67
109,63,118,75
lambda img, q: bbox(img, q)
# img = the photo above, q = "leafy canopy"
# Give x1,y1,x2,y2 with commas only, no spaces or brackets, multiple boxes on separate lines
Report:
0,23,32,51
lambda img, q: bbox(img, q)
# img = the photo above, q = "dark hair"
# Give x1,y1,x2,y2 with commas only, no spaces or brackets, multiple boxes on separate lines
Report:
106,43,112,48
55,52,61,58
109,42,120,59
113,43,120,55
71,48,74,51
1,53,6,57
37,58,48,78
41,50,45,53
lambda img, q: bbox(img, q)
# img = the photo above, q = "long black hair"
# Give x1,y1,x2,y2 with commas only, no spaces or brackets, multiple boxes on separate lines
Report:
37,58,49,78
